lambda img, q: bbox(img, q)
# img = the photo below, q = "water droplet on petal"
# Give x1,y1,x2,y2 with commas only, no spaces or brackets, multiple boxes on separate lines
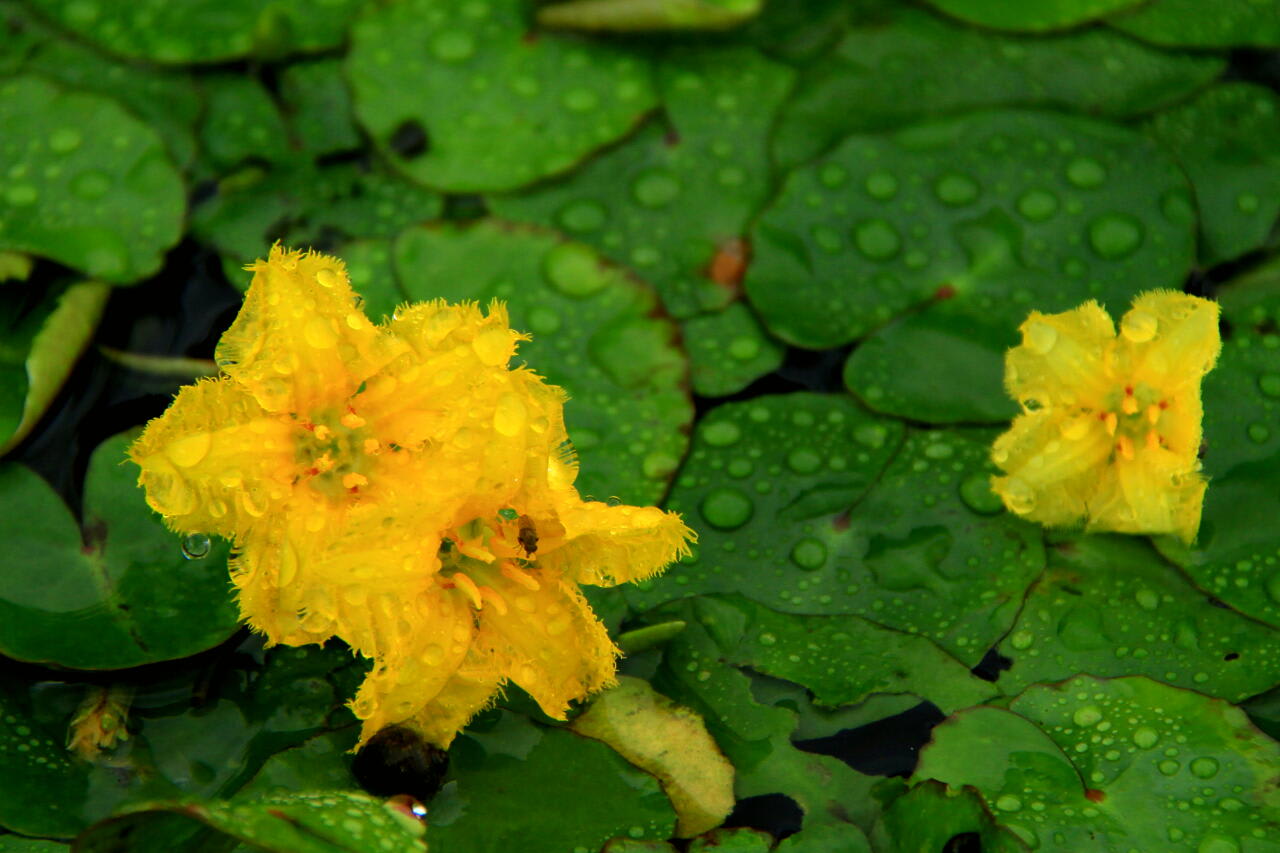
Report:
181,534,211,560
493,392,526,437
167,432,211,468
1121,310,1158,343
1025,322,1058,354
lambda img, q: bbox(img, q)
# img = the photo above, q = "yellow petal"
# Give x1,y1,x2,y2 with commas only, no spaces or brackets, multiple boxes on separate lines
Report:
1118,291,1221,393
538,500,696,587
1005,301,1115,408
216,246,402,413
348,583,475,745
475,571,618,720
1087,449,1207,544
991,410,1112,527
402,655,506,748
128,377,294,537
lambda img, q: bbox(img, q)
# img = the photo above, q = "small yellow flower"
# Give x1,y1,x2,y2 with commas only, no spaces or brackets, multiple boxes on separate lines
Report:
129,246,694,747
991,290,1220,544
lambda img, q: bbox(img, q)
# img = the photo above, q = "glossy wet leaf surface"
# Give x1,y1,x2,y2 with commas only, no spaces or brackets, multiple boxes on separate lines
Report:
773,6,1223,168
0,432,240,669
0,75,185,284
347,0,656,192
997,535,1280,701
682,302,785,398
492,46,794,319
923,0,1142,31
629,395,1044,665
1146,83,1280,265
391,220,691,506
916,676,1280,851
1109,0,1280,47
22,0,366,63
428,720,676,852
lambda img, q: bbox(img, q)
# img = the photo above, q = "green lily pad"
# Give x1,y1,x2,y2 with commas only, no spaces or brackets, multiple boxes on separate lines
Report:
537,0,761,30
715,595,996,714
0,431,240,669
0,75,185,284
427,725,676,852
686,827,771,852
750,678,922,741
0,280,109,456
76,790,426,853
0,642,350,838
628,396,1045,666
22,0,367,64
650,598,882,832
923,0,1143,31
1109,0,1280,47
280,59,362,160
490,46,795,318
391,219,692,506
0,837,68,852
775,821,872,853
773,6,1225,169
916,676,1280,851
190,162,443,289
682,302,785,398
236,729,358,799
755,111,1194,422
1146,83,1280,266
12,8,200,167
346,0,656,193
197,74,291,174
996,535,1280,701
739,0,876,64
869,780,1028,853
1153,261,1280,627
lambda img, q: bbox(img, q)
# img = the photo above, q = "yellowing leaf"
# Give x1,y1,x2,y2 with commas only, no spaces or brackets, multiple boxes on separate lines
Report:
571,675,734,838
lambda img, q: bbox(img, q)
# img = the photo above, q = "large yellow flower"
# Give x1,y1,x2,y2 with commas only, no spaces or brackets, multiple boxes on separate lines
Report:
991,291,1220,544
129,246,694,747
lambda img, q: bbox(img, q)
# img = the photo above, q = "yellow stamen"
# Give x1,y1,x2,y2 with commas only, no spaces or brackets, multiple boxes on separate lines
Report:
1121,395,1139,415
500,560,541,591
478,585,508,616
1146,430,1161,450
341,412,366,429
316,451,335,472
1146,404,1161,424
342,472,368,489
451,572,483,610
313,424,332,440
1116,435,1135,460
1104,412,1118,435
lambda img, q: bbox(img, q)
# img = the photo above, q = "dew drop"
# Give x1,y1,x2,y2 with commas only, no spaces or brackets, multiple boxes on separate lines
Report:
493,392,526,437
1120,310,1158,343
1024,322,1058,354
1132,726,1159,749
933,173,979,206
1158,759,1180,776
4,184,37,206
423,644,446,666
786,448,822,474
852,219,901,261
1072,705,1103,727
1009,630,1034,650
166,431,212,468
1197,836,1240,853
854,423,887,449
1088,214,1143,260
1134,588,1159,610
728,336,760,361
864,170,898,200
702,421,742,447
557,200,606,233
1258,373,1280,398
1016,189,1058,222
70,170,111,200
181,533,211,560
49,128,83,154
542,242,607,298
431,30,476,62
632,170,681,208
1066,156,1106,188
315,267,340,288
699,487,753,530
959,474,1004,515
758,632,777,646
472,327,511,366
790,538,827,571
562,88,599,112
995,794,1022,812
1247,423,1270,444
819,163,848,188
1189,757,1219,779
1002,478,1035,515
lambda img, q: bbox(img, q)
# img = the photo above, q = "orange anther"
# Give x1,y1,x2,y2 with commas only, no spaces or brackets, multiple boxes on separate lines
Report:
1122,395,1139,415
1104,412,1118,435
451,573,483,610
478,585,509,616
500,561,541,591
1116,435,1135,460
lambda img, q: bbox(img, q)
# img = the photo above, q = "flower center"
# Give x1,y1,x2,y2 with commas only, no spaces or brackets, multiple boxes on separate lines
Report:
295,405,381,498
1097,382,1170,460
436,515,543,615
